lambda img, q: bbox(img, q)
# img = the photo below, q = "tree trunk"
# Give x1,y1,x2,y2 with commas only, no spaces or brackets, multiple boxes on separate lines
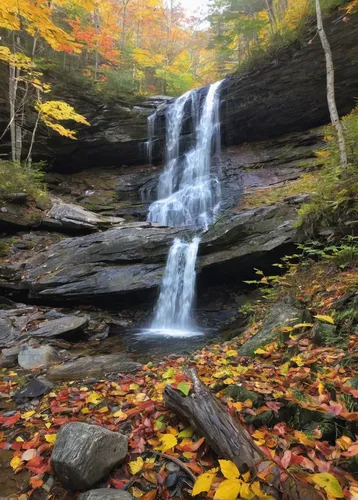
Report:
315,0,347,168
164,369,323,500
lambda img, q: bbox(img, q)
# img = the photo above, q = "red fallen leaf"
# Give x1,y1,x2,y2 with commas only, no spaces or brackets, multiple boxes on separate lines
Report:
109,478,127,489
30,475,44,489
176,437,205,452
281,450,292,469
22,439,41,450
186,462,203,474
26,456,45,468
52,417,69,426
0,412,20,427
273,422,287,436
10,442,23,451
266,401,282,414
290,454,315,472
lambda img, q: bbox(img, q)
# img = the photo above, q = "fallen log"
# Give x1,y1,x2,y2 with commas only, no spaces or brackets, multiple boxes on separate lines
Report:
164,369,323,500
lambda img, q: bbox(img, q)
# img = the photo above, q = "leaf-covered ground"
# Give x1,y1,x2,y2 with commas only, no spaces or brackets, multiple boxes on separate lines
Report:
0,262,357,500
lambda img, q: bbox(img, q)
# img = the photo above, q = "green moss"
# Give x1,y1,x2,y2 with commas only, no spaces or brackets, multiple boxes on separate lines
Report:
0,241,10,257
242,174,317,209
0,161,49,205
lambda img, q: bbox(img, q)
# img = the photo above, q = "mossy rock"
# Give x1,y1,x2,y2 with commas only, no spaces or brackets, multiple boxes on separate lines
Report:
239,296,311,356
313,322,337,346
223,385,264,407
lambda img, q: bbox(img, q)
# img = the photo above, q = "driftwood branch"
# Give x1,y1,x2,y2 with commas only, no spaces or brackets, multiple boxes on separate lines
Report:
164,369,323,500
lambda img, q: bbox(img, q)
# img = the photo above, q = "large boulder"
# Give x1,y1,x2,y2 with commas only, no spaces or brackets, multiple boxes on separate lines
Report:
51,422,128,490
239,297,311,356
78,490,133,500
18,345,61,370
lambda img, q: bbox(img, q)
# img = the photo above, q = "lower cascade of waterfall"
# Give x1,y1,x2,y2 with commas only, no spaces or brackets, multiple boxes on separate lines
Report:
144,80,223,337
145,238,201,337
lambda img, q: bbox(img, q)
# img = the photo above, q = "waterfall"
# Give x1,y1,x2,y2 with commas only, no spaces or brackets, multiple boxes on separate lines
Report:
150,238,200,335
148,80,223,229
146,81,223,336
145,112,156,165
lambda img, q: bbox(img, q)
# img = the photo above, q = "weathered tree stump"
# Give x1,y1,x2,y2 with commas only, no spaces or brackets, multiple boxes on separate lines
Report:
164,369,323,500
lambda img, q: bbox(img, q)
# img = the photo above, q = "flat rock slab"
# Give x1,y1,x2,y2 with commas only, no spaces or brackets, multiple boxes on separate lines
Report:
0,307,35,348
45,201,125,232
18,345,61,370
51,422,128,490
29,315,88,338
46,354,141,381
78,490,133,500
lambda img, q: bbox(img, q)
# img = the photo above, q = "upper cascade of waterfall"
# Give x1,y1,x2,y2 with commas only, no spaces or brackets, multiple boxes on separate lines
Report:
147,80,223,229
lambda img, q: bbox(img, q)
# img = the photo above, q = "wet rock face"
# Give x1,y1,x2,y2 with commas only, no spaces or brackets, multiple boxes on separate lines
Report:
0,201,300,305
51,422,128,490
219,11,358,147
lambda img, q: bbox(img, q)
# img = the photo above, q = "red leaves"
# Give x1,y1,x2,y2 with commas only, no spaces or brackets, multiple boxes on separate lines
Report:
0,412,20,427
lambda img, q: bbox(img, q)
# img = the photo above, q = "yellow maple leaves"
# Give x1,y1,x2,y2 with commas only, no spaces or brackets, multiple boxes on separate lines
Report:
192,459,275,500
155,434,177,453
36,100,90,139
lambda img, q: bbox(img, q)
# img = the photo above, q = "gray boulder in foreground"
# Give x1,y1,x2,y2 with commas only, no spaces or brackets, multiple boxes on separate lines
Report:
78,489,134,500
51,422,128,490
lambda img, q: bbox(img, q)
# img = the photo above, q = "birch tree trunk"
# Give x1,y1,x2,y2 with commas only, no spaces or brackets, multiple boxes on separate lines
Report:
315,0,347,168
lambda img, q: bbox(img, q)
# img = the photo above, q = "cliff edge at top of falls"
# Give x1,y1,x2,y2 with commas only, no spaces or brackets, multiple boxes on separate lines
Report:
1,7,358,172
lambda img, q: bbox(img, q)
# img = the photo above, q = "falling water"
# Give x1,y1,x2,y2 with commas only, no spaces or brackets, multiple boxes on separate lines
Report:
148,80,223,229
149,238,200,336
145,112,156,165
145,81,223,337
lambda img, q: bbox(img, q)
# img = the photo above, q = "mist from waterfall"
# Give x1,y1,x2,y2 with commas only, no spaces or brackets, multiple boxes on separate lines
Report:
145,81,223,337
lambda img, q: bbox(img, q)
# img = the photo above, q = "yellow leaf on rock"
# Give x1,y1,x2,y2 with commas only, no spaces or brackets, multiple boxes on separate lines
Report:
254,348,267,355
156,434,177,452
214,478,242,500
15,436,24,442
219,460,240,480
314,315,335,325
98,406,109,413
10,455,23,470
310,473,344,498
21,410,35,419
192,471,217,496
45,434,57,444
129,456,144,475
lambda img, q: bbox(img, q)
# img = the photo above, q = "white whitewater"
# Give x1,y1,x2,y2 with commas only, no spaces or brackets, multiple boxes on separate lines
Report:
147,80,223,229
149,238,200,336
145,81,223,337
